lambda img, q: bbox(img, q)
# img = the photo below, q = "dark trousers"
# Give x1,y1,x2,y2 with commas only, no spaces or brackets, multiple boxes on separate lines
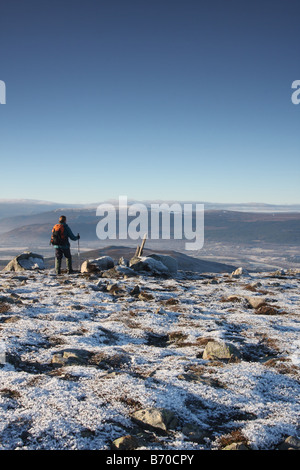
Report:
55,247,73,273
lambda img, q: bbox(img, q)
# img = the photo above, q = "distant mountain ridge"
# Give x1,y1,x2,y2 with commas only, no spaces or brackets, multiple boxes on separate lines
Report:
0,198,299,221
0,207,299,247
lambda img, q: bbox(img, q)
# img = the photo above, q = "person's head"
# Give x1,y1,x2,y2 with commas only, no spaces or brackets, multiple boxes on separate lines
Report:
59,215,66,223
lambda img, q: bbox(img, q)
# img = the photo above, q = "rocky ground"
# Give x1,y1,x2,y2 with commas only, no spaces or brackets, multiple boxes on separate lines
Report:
0,265,300,450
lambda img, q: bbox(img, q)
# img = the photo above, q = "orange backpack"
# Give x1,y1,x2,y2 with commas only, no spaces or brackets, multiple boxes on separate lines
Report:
50,223,66,246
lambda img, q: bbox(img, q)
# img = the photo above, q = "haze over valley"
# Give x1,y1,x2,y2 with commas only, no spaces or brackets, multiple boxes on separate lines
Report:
0,199,299,273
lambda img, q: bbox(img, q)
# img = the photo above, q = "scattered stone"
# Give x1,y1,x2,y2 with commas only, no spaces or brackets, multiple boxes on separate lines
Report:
181,423,208,443
271,269,286,277
106,282,123,294
67,304,84,310
255,305,282,315
155,307,166,315
178,371,224,388
146,332,169,347
0,301,10,313
222,442,249,450
132,407,178,432
3,252,45,272
129,285,140,296
90,351,131,370
112,434,140,450
51,349,93,366
231,267,249,278
0,295,22,305
0,315,20,323
277,435,300,450
246,296,266,309
164,297,179,305
221,295,243,303
138,291,154,301
203,340,241,362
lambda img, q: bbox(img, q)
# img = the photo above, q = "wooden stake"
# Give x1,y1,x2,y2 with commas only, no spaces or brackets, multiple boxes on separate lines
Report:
138,233,147,257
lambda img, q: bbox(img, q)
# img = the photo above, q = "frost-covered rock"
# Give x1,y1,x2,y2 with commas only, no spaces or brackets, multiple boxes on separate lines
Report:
148,254,178,274
3,252,45,272
246,296,266,309
231,267,249,278
80,256,114,273
129,256,170,275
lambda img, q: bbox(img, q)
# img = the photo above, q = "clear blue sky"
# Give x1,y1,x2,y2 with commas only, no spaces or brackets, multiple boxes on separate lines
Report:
0,0,299,205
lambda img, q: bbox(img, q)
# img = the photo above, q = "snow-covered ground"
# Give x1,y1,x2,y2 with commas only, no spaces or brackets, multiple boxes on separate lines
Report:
0,267,299,450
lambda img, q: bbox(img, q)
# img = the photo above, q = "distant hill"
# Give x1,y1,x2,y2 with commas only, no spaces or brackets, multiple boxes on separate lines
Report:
0,208,299,247
0,199,92,220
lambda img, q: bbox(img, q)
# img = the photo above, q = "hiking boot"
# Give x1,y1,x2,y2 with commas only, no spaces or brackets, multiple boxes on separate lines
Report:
66,258,74,274
55,258,61,275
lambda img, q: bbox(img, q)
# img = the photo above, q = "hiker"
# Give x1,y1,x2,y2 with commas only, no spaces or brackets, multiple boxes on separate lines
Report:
50,215,80,274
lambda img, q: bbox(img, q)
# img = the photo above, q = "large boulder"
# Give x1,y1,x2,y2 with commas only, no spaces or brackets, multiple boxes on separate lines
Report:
80,256,114,273
148,253,178,275
3,252,45,272
129,256,170,276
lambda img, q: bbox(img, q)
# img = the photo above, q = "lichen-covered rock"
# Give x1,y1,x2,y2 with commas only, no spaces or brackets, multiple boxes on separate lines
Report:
51,349,93,366
112,435,140,450
203,340,241,362
222,442,249,450
131,407,178,432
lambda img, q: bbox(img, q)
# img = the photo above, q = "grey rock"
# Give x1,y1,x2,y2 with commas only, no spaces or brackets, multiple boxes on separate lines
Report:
118,257,129,267
112,435,140,450
246,296,266,309
182,423,208,443
51,348,93,366
277,435,300,450
129,256,169,275
132,407,178,432
148,254,178,274
203,340,241,362
80,256,114,273
231,267,249,278
3,252,45,272
222,442,249,450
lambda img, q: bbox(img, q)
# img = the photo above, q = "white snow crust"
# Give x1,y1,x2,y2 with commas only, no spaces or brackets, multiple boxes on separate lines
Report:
0,268,299,450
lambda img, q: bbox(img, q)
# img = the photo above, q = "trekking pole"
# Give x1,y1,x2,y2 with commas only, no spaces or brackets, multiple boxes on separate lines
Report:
77,234,80,271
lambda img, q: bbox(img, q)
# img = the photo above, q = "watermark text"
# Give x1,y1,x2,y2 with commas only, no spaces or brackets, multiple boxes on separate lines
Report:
291,80,300,105
0,80,6,104
96,196,204,251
